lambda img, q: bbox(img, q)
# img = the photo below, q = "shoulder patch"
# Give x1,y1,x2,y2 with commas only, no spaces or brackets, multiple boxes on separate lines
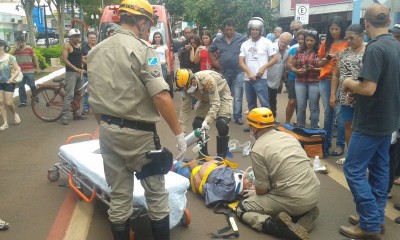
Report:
147,57,158,66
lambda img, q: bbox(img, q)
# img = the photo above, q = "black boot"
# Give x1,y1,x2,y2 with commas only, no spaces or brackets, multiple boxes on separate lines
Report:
262,212,309,240
197,142,208,159
217,136,230,159
110,221,130,240
151,215,170,240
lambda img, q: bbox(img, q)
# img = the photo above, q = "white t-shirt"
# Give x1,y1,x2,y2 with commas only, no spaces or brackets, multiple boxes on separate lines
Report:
267,42,289,89
153,45,168,63
239,37,276,81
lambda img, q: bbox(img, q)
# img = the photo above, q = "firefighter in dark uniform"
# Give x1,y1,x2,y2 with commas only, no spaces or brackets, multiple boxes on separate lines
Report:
87,0,186,239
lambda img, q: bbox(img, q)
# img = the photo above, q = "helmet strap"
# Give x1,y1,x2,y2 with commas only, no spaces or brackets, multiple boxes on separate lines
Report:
138,19,151,39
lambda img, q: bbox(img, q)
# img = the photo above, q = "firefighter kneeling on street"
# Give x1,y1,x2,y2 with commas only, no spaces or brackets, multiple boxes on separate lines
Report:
175,69,233,159
236,108,320,240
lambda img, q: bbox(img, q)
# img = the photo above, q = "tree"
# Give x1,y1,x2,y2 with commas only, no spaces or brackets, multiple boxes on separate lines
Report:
20,0,36,46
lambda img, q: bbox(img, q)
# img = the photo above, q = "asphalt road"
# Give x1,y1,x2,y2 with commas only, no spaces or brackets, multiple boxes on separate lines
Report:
0,71,399,240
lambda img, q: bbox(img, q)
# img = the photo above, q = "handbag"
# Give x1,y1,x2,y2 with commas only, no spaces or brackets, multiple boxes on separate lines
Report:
8,55,23,84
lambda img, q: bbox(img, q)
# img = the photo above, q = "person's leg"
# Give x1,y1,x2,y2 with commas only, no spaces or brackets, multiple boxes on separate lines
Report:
216,116,230,158
61,72,77,123
231,73,244,120
341,105,354,147
0,89,8,129
4,84,20,124
254,79,270,108
244,81,257,111
295,82,307,128
285,80,297,124
332,103,346,154
268,86,278,117
388,140,400,194
82,75,90,112
18,74,28,105
308,82,320,129
73,73,84,116
343,131,390,233
319,79,334,146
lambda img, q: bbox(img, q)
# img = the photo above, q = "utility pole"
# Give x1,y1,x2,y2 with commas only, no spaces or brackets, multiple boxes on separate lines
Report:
42,4,50,48
352,0,362,24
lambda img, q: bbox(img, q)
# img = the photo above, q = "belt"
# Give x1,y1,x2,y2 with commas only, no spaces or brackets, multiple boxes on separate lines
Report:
101,115,155,132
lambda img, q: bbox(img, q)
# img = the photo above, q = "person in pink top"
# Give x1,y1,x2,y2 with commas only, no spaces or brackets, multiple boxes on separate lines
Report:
191,30,216,71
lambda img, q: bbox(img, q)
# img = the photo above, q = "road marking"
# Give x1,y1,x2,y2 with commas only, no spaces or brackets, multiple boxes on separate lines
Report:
64,199,94,240
320,158,398,221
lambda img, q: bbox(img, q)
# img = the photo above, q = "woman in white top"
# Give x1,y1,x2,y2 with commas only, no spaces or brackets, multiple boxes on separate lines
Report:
151,32,170,81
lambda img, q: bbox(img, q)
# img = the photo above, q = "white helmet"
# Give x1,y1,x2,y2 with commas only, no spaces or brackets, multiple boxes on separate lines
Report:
247,17,265,36
68,28,81,37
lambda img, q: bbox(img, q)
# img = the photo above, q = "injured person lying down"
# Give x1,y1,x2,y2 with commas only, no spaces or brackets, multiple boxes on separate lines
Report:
173,158,255,206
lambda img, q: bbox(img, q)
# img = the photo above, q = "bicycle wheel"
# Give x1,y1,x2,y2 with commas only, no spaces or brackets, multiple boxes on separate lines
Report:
31,87,64,122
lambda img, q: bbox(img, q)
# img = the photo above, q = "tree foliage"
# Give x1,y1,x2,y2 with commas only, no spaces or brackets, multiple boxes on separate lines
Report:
150,0,276,34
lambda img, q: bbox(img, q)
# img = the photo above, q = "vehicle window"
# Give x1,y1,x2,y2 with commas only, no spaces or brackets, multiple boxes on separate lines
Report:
150,22,166,45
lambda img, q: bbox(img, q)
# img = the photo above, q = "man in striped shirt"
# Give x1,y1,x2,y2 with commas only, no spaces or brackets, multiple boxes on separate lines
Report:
13,35,40,107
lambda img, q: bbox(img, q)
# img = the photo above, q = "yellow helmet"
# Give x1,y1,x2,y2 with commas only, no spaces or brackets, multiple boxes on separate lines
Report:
247,108,274,129
175,69,192,89
118,0,158,25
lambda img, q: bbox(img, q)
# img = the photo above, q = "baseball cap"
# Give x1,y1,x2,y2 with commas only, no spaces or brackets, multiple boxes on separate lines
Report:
389,24,400,33
68,28,81,37
364,3,390,23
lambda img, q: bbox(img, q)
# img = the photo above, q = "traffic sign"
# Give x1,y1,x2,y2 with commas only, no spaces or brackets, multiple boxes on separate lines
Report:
295,4,309,25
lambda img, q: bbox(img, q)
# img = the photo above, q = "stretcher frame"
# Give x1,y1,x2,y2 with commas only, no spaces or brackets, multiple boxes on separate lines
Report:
47,133,191,229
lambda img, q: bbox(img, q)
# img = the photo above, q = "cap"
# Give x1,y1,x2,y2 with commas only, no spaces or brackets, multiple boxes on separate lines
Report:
389,24,400,33
68,28,81,37
364,3,390,23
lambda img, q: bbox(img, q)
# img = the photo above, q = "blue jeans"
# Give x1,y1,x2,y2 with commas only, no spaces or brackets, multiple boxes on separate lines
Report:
334,102,345,149
223,72,243,120
295,81,320,128
173,161,191,179
344,131,391,233
83,75,90,111
244,79,270,111
319,79,334,145
18,73,36,104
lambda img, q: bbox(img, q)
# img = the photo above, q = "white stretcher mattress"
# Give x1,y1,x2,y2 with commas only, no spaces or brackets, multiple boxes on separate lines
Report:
59,140,189,228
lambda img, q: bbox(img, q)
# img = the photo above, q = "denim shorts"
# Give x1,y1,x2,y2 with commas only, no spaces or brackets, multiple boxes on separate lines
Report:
0,82,16,92
341,105,354,122
286,80,296,99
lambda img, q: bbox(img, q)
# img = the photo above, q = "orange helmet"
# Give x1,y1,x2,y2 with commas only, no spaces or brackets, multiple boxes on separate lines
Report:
247,108,274,128
118,0,158,25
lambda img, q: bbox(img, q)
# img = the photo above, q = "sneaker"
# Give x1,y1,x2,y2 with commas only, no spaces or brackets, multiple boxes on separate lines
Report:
0,124,9,131
81,109,90,115
61,117,69,125
234,118,244,125
73,115,87,120
18,102,27,107
0,221,9,231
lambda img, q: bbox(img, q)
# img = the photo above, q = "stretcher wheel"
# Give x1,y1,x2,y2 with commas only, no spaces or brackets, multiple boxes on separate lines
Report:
180,208,191,226
47,169,60,182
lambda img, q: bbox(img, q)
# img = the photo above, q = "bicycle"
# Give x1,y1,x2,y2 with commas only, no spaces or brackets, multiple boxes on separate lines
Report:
31,77,88,122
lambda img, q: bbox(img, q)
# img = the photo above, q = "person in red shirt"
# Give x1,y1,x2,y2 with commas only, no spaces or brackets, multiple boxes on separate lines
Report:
13,35,40,107
191,30,216,71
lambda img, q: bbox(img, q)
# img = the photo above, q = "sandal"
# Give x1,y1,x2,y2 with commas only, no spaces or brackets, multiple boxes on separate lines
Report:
0,124,9,131
336,158,346,165
0,220,9,231
393,177,400,186
14,113,21,124
331,147,344,156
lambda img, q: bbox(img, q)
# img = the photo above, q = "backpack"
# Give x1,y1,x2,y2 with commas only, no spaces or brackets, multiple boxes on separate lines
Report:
276,124,329,159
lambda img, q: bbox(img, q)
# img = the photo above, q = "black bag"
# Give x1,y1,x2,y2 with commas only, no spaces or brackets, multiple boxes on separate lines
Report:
135,147,173,180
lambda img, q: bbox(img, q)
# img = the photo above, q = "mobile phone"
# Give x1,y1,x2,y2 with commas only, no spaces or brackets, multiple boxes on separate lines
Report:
326,55,333,61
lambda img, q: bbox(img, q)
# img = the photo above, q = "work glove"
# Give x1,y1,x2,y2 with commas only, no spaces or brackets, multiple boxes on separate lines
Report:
175,132,187,161
242,189,256,198
201,121,209,131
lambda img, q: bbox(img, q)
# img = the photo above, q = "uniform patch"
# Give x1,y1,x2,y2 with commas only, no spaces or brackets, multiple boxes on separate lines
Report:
147,57,158,66
203,80,215,94
150,69,161,78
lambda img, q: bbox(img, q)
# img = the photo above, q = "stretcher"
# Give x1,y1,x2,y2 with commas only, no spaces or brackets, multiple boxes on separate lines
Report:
47,134,191,228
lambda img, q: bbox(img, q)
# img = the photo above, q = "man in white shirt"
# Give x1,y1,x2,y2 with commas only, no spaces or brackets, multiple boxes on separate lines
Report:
239,17,278,132
267,32,292,119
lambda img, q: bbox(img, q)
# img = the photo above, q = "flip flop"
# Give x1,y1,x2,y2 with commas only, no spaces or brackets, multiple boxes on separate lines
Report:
336,158,345,165
331,147,344,156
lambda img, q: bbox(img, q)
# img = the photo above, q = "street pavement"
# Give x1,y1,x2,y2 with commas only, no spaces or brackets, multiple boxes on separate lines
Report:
0,69,399,240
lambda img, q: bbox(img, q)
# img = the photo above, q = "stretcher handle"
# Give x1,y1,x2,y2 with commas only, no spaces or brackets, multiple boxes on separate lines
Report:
68,172,96,203
66,133,94,144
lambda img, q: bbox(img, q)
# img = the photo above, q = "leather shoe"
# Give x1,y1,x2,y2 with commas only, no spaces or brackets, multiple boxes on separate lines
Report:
394,203,400,211
339,225,381,239
234,118,244,125
349,215,385,234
